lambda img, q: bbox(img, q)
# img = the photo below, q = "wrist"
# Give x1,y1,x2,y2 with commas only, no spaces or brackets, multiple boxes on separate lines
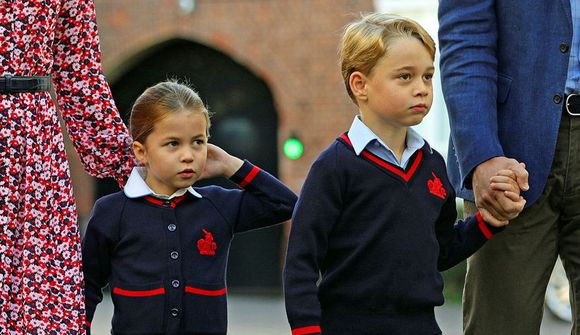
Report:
223,156,243,178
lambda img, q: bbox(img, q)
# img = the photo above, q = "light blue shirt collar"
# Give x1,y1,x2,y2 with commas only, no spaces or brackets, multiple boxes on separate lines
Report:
124,167,202,199
348,115,425,168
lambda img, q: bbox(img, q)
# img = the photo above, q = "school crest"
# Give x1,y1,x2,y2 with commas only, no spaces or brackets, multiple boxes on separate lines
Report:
427,172,447,199
197,229,217,256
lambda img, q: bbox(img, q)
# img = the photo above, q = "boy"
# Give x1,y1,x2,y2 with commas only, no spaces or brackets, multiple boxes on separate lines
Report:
283,13,526,335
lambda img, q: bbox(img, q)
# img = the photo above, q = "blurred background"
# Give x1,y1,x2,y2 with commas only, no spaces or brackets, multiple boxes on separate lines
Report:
61,0,571,333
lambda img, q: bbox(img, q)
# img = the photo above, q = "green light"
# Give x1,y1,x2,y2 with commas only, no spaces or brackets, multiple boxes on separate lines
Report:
283,137,304,160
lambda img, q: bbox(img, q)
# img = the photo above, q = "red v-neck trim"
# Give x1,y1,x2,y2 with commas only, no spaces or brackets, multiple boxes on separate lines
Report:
339,133,423,182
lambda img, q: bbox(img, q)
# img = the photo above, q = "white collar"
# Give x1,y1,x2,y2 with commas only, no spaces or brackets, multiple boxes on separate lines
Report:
123,167,202,199
348,115,425,155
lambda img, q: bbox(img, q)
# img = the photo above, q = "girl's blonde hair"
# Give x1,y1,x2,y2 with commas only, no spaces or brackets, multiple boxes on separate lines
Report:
129,80,211,143
339,13,436,103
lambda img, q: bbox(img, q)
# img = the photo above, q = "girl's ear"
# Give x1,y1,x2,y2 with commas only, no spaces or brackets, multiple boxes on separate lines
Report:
349,71,368,102
132,141,148,166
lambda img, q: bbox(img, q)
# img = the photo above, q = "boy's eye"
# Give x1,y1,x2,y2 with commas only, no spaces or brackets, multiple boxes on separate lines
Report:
166,141,178,147
193,139,206,146
399,73,412,80
423,73,434,81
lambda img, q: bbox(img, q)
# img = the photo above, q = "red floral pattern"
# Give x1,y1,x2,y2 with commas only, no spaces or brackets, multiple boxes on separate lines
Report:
0,0,134,333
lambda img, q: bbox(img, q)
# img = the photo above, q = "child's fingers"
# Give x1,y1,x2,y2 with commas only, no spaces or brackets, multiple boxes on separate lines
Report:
490,175,518,184
495,169,516,178
502,191,521,202
490,181,519,193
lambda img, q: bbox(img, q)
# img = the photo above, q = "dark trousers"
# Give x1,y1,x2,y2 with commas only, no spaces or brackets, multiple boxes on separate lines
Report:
463,111,580,335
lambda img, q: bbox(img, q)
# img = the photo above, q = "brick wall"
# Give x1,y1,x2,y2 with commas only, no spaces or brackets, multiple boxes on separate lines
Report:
70,0,374,218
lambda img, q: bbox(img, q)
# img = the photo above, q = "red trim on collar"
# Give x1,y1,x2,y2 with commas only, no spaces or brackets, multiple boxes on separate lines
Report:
144,194,187,208
238,165,260,187
340,133,423,182
292,325,322,335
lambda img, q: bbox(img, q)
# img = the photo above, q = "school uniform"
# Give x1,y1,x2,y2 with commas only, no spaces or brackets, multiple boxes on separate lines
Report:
284,118,503,335
82,160,297,335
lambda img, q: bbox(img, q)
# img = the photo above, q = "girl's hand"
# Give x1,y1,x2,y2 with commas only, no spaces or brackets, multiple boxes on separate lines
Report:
200,143,243,180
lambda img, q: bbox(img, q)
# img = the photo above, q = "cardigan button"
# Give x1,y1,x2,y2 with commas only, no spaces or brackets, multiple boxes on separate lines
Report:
560,42,569,53
553,94,563,104
170,308,180,317
168,224,177,232
171,280,180,288
170,251,179,260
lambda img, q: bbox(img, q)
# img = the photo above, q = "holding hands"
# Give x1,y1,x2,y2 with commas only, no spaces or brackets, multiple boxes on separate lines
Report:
475,157,529,227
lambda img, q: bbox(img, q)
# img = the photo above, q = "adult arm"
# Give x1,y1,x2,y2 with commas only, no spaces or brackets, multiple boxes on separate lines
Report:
438,0,527,220
284,150,342,335
52,0,135,187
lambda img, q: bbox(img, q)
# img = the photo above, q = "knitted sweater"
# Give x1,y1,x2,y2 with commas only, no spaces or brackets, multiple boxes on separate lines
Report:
284,134,502,335
82,161,297,335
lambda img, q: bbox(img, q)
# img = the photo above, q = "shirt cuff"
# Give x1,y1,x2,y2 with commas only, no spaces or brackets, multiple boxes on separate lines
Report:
476,211,505,239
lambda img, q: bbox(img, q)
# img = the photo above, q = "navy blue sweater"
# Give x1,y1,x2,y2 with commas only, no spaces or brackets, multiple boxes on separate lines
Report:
284,134,502,335
82,161,297,335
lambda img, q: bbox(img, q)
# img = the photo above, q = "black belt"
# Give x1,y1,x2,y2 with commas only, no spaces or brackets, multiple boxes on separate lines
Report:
0,75,51,94
565,93,580,116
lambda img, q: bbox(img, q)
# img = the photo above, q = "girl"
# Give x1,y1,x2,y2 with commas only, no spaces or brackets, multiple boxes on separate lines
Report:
82,81,297,334
0,1,134,332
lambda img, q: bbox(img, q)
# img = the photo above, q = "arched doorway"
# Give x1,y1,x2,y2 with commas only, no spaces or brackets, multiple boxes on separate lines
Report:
99,38,282,291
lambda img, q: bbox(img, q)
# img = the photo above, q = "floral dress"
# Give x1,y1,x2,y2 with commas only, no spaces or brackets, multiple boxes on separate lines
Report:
0,0,134,333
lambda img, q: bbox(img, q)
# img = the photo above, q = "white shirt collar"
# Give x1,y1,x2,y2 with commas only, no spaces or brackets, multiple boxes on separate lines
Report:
348,115,425,156
124,167,202,199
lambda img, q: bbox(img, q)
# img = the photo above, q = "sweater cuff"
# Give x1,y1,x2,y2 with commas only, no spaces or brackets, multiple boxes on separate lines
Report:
229,160,260,188
291,325,322,335
475,211,505,239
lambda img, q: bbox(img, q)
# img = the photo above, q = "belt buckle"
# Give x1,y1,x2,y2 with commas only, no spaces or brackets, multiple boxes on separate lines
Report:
565,93,580,116
3,74,12,93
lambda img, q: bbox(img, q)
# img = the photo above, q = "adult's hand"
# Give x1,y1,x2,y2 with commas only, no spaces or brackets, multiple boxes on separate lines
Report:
472,156,529,221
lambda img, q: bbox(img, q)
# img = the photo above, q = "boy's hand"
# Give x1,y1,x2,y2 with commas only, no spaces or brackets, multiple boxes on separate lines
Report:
481,168,527,227
200,143,243,180
479,208,509,227
490,169,525,199
472,159,528,222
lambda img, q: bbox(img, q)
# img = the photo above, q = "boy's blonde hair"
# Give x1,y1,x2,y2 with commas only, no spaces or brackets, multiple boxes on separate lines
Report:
130,80,212,143
339,13,436,103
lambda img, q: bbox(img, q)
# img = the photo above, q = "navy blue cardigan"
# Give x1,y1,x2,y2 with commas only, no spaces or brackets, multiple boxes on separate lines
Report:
82,161,297,335
284,134,502,335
